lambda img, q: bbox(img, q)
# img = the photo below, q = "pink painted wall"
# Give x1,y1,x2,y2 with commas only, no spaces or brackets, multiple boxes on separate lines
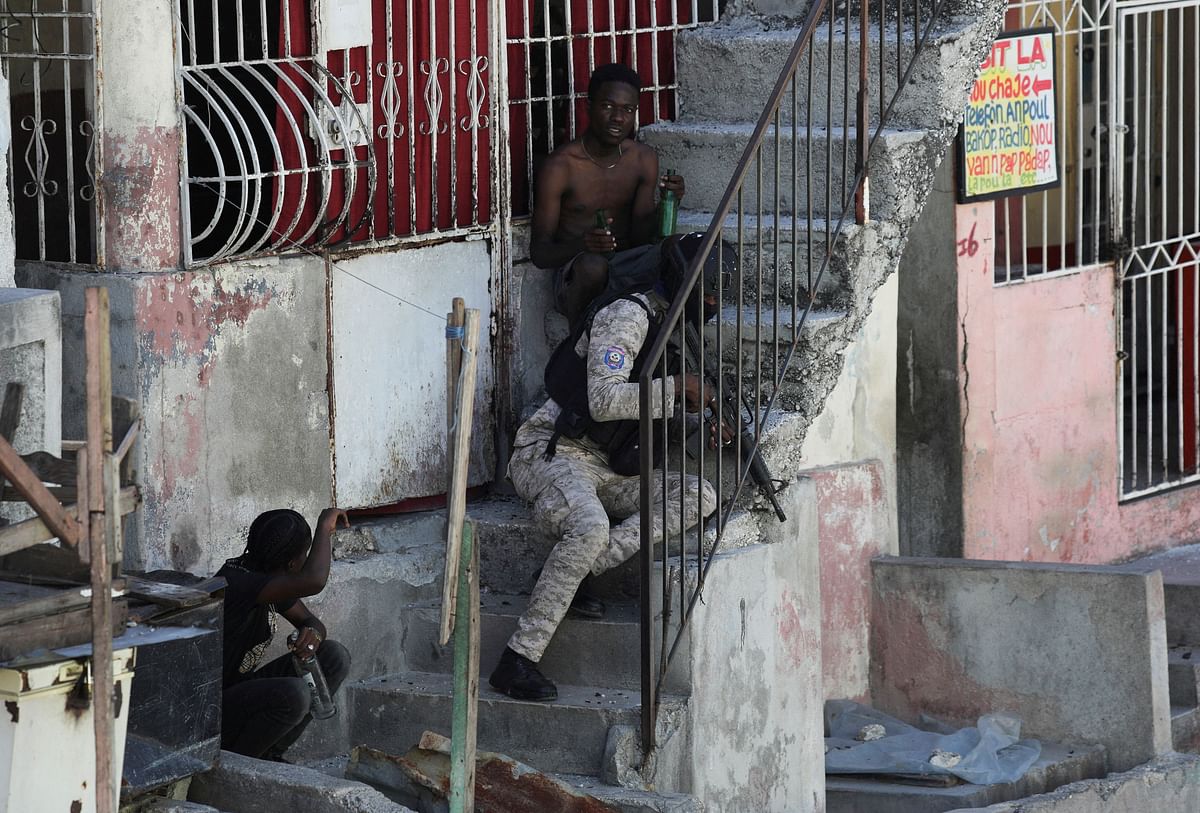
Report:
815,459,891,702
958,201,1200,563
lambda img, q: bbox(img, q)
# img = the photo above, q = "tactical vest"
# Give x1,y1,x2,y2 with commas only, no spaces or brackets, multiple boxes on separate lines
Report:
542,289,665,476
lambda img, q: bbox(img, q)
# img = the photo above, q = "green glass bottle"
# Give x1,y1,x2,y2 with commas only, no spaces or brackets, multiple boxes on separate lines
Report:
594,208,614,258
657,169,679,239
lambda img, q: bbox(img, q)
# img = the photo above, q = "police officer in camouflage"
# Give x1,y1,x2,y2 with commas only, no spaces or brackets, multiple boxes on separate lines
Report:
489,234,729,702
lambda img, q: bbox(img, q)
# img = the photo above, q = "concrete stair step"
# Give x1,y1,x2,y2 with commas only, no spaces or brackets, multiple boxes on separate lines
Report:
825,740,1107,813
348,670,687,777
1169,646,1200,707
402,594,651,692
1173,705,1200,753
675,210,855,308
558,774,706,812
1120,543,1200,648
675,14,990,130
640,120,941,223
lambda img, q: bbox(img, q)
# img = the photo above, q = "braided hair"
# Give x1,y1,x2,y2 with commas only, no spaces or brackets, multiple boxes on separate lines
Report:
234,509,312,573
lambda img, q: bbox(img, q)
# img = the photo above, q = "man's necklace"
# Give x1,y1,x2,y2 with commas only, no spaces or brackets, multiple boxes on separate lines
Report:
581,138,623,170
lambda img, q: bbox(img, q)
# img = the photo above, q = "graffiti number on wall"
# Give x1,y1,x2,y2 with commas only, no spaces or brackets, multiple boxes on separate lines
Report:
957,222,980,258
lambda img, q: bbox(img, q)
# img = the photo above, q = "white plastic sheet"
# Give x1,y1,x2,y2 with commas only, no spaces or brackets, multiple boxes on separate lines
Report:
824,700,1042,785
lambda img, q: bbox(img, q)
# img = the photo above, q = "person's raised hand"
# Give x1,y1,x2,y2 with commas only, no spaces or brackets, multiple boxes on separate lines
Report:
660,172,686,200
583,218,617,255
317,507,350,533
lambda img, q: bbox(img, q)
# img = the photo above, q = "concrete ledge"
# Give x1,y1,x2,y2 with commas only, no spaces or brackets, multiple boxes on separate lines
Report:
187,750,416,813
954,752,1200,813
870,557,1172,772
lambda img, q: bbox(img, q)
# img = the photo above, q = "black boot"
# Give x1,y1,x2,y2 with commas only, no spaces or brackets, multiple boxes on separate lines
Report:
489,647,557,701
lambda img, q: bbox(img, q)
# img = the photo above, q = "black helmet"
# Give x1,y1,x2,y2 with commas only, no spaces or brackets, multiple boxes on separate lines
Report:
662,232,739,324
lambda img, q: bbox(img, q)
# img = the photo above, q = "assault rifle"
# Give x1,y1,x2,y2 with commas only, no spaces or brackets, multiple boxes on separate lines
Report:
682,322,787,522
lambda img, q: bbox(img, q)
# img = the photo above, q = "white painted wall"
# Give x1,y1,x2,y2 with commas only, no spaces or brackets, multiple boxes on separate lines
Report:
330,239,495,506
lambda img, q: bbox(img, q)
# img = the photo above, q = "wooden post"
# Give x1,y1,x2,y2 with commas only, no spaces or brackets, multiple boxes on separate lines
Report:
85,287,115,813
449,519,480,813
439,308,480,645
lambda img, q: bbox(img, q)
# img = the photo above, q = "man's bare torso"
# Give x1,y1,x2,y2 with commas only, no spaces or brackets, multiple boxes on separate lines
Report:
547,138,654,252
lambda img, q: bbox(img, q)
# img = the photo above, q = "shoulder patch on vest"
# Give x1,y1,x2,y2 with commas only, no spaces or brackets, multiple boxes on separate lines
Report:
603,346,627,370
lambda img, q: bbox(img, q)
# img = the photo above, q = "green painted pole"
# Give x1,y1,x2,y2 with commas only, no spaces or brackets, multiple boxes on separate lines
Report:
449,519,479,812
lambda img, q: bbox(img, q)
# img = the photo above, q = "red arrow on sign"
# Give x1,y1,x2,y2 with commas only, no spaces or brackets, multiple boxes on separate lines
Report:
1032,77,1052,95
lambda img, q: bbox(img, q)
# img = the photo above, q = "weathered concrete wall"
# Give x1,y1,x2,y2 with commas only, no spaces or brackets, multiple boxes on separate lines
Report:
897,160,963,558
956,201,1200,563
958,753,1200,813
98,0,181,271
329,240,495,507
795,273,899,702
687,478,825,813
0,289,61,524
870,557,1172,772
18,258,333,573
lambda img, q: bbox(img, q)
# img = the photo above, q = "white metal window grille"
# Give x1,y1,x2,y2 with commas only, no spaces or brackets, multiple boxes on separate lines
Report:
504,0,720,216
0,0,99,264
1114,0,1200,497
992,0,1113,284
176,0,494,266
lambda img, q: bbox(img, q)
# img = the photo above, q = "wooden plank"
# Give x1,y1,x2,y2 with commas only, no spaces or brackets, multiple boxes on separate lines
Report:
124,575,214,609
0,434,81,546
439,308,481,646
0,486,138,558
0,601,127,662
18,450,77,484
0,585,92,626
85,286,116,813
3,484,76,502
449,520,480,813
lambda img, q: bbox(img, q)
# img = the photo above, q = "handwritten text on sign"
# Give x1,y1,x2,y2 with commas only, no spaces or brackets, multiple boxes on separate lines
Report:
960,29,1059,200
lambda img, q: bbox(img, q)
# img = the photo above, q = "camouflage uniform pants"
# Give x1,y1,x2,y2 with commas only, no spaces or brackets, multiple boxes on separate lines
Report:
506,439,716,663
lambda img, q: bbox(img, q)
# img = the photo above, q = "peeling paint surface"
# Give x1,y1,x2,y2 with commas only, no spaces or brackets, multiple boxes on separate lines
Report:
330,241,495,506
956,202,1200,563
813,461,889,702
102,127,181,270
130,259,333,573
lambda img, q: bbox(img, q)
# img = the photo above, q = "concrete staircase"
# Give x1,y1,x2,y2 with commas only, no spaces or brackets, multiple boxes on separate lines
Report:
295,4,1013,811
1124,543,1200,753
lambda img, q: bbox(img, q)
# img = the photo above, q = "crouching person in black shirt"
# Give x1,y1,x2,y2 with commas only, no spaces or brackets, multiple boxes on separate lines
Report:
217,507,351,760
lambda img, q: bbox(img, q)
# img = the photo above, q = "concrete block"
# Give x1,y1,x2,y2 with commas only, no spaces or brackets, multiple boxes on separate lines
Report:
826,740,1106,813
640,120,945,224
1172,706,1200,753
187,750,416,813
348,670,688,777
0,287,61,526
870,558,1173,772
954,752,1200,813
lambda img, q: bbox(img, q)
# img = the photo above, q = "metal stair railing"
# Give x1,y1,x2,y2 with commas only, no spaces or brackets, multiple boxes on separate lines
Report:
637,0,959,753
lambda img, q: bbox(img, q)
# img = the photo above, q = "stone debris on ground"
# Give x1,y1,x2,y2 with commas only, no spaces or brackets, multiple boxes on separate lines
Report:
187,750,416,813
930,749,963,769
856,724,887,742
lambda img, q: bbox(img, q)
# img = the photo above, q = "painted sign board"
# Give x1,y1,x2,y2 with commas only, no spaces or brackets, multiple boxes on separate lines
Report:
956,28,1060,202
